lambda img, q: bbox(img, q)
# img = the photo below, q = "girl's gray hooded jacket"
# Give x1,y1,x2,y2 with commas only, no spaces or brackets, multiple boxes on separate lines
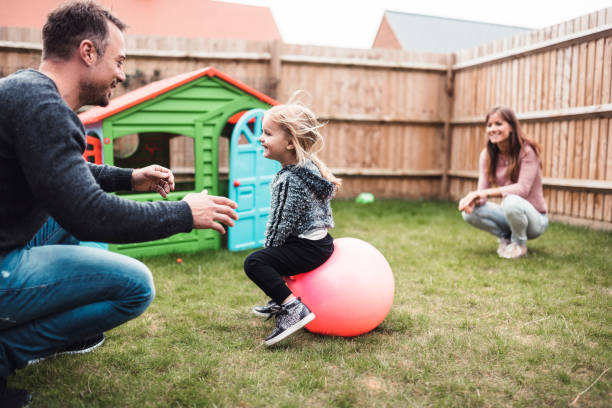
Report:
265,159,335,247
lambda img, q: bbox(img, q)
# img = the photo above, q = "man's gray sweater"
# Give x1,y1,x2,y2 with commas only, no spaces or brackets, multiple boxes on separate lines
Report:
0,69,193,254
265,159,335,247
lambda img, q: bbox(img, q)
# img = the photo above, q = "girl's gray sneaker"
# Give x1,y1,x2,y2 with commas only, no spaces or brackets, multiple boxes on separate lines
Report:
265,298,315,346
253,300,279,318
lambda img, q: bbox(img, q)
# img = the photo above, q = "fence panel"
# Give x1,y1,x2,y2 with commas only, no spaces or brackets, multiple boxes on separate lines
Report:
449,7,612,227
1,7,610,228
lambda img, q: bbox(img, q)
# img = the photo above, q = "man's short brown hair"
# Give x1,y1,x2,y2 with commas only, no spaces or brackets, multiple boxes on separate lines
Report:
42,0,126,60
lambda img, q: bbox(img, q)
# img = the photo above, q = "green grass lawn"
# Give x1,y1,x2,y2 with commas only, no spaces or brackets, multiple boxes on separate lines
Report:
13,200,612,407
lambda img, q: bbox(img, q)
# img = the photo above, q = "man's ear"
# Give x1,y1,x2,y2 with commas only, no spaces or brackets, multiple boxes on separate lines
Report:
79,40,97,66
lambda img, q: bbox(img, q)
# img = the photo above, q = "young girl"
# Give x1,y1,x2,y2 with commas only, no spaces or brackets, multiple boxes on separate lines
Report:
244,99,341,346
458,106,548,259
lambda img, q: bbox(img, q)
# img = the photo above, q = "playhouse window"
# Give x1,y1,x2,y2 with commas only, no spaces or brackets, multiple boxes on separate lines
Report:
113,133,139,159
113,132,195,193
218,134,229,176
169,135,195,192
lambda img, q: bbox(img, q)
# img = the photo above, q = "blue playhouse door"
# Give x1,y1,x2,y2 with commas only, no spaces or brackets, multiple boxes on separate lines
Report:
228,109,280,251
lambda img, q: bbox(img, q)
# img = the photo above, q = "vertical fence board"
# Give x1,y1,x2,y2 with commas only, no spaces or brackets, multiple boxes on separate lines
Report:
604,120,612,222
603,37,612,105
594,118,608,220
565,121,576,215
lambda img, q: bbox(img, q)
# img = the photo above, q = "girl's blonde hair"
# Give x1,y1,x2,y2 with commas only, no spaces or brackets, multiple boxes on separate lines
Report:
265,93,342,188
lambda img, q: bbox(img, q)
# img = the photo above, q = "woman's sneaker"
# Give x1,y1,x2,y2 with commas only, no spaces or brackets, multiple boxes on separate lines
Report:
497,238,511,256
500,242,527,259
252,300,279,318
28,333,105,365
265,298,315,346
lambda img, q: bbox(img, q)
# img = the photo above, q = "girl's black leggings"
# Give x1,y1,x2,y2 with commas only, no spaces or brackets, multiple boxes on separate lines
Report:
244,234,334,305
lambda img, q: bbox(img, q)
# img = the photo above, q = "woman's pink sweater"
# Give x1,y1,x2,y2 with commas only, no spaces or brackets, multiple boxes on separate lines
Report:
477,144,547,213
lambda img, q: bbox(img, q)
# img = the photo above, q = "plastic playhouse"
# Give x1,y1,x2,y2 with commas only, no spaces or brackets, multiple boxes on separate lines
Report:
79,67,280,257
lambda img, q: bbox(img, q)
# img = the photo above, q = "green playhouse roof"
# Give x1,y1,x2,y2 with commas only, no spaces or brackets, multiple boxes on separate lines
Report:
79,67,278,125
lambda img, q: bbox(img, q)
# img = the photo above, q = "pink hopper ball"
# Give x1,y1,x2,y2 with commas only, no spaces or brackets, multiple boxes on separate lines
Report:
285,237,394,337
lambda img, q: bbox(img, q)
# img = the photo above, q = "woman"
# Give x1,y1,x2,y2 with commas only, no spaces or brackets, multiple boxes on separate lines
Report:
458,106,548,259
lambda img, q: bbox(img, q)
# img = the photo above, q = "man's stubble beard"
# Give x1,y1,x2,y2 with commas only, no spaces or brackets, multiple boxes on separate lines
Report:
79,78,110,107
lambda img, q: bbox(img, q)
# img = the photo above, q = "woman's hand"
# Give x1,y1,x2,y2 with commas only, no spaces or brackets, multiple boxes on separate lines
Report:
458,190,486,213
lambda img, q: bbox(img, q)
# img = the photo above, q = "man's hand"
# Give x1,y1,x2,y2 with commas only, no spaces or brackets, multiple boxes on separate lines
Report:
182,190,238,234
132,165,175,198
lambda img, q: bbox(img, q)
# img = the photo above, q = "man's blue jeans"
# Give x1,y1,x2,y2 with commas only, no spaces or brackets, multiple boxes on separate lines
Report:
462,194,548,246
0,218,155,377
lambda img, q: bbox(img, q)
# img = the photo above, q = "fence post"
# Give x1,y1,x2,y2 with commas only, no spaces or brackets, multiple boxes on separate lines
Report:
268,39,281,99
441,53,456,200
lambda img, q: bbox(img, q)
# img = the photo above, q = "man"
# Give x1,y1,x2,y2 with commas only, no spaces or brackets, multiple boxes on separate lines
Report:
0,2,238,406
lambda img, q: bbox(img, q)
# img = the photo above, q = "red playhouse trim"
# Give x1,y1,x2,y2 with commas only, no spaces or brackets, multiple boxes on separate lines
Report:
79,67,279,126
228,111,246,124
83,134,102,164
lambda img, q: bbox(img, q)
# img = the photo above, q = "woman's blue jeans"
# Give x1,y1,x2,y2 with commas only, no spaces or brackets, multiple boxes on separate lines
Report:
462,194,548,246
0,218,155,377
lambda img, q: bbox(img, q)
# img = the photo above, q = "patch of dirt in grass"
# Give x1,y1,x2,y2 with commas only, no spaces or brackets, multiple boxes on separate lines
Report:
361,375,387,392
512,334,553,348
303,392,342,408
143,313,164,336
573,367,600,381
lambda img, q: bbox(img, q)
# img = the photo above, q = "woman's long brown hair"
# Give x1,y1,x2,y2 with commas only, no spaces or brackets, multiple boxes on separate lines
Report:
485,106,542,185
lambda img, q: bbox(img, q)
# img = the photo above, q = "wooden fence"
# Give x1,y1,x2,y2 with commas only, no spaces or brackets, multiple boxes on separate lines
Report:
449,8,612,228
1,6,610,228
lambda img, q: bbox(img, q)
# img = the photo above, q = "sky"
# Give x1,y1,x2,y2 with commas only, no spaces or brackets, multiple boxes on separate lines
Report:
220,0,612,49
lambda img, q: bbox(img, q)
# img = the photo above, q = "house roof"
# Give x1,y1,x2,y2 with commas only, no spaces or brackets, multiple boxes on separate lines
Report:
374,11,532,53
0,0,281,41
79,67,278,125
